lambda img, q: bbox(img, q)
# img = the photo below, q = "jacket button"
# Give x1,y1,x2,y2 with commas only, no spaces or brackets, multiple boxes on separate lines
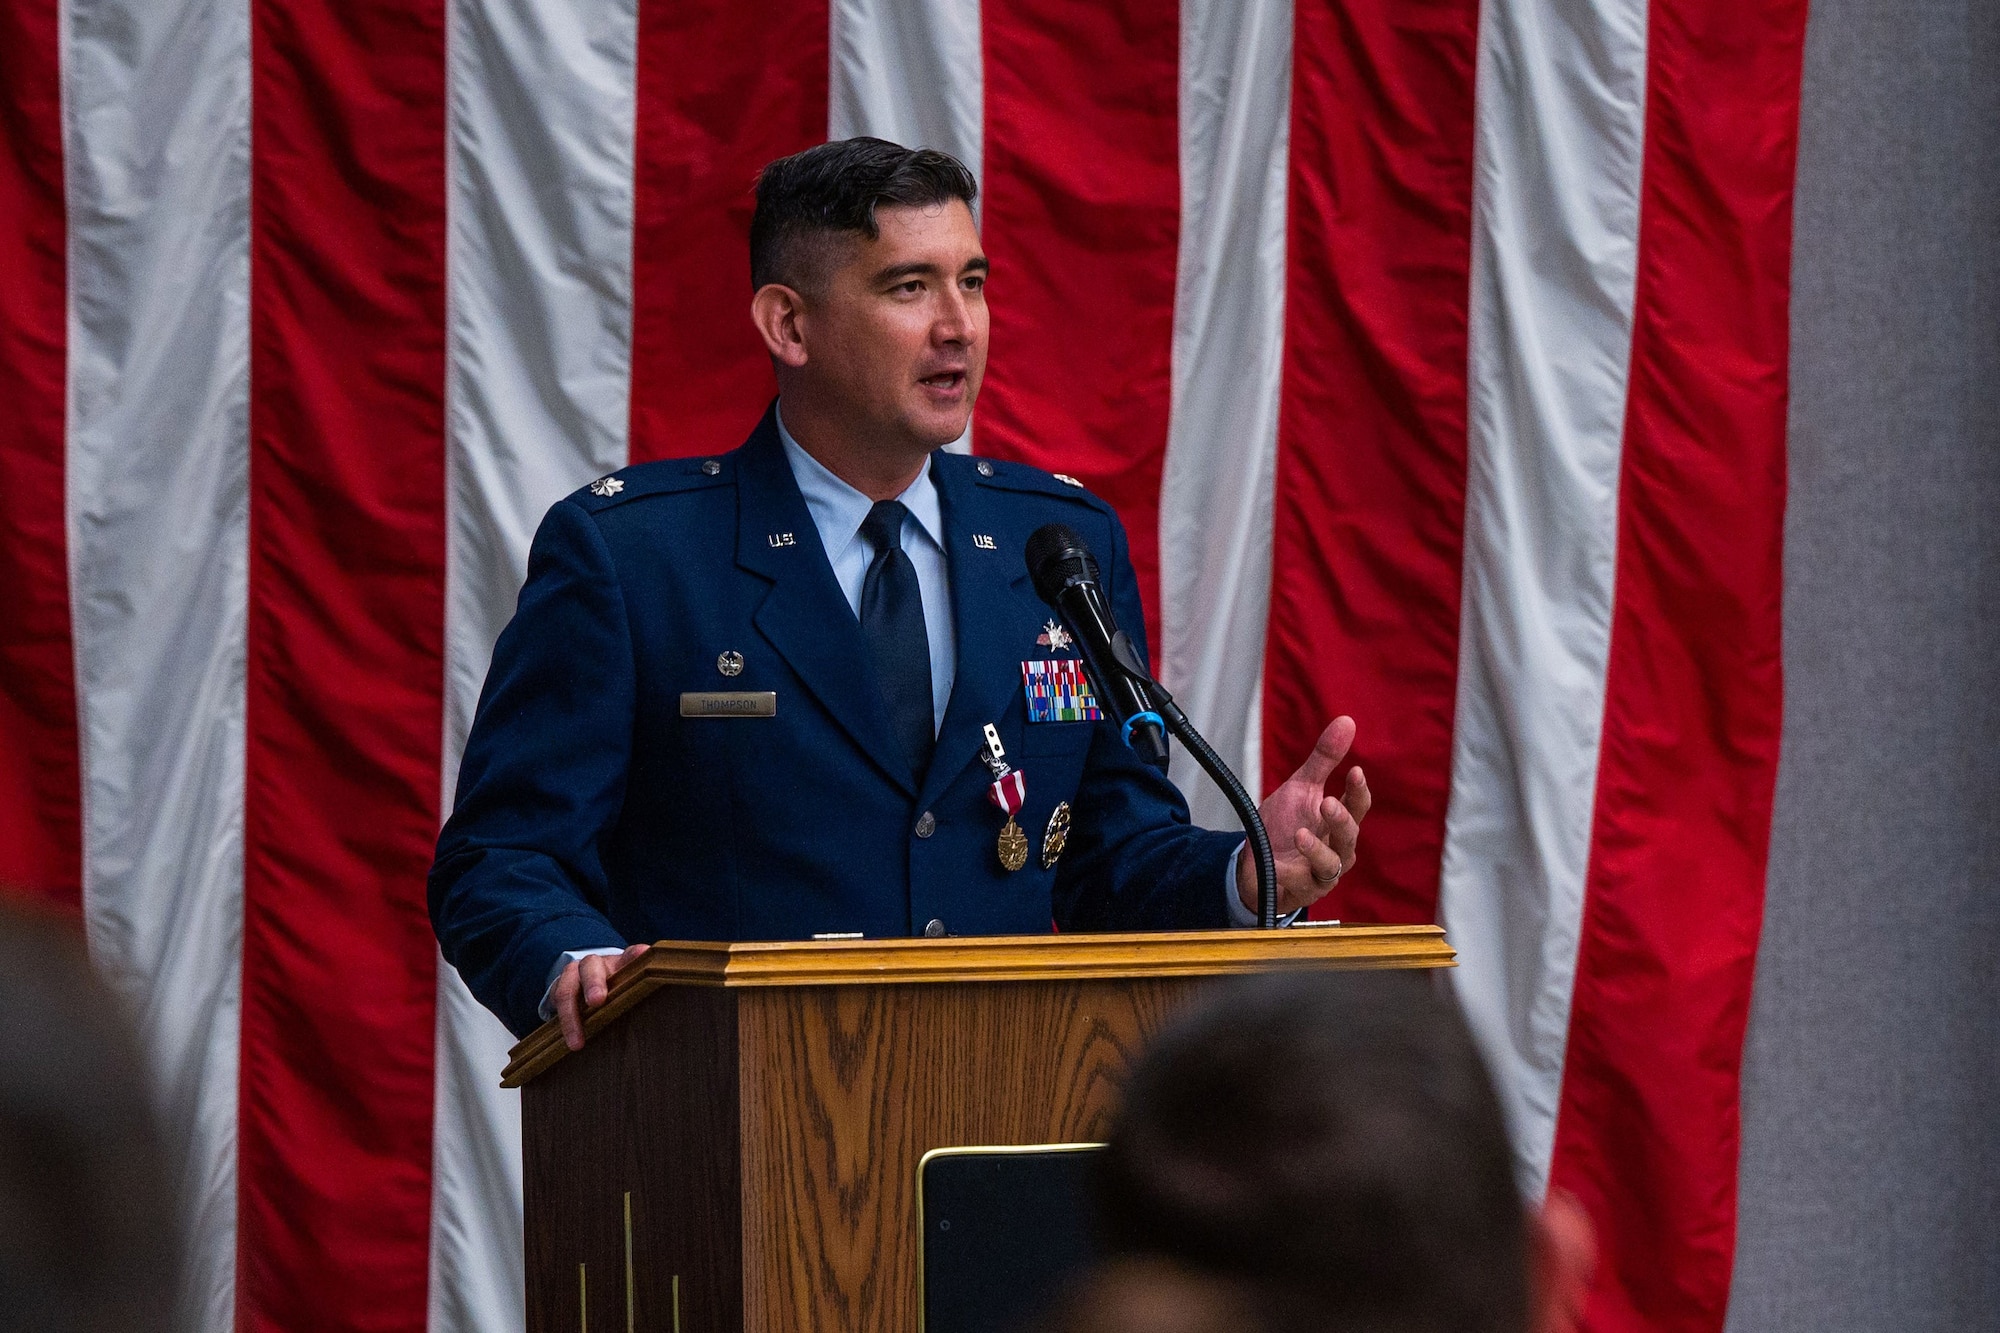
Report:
924,919,947,938
914,811,936,838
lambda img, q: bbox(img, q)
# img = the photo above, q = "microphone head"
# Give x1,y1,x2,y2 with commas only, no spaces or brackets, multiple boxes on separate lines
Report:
1025,523,1102,607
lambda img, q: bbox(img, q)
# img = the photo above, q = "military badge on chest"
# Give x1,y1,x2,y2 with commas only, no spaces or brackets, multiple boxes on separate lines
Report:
1021,657,1102,723
979,723,1030,872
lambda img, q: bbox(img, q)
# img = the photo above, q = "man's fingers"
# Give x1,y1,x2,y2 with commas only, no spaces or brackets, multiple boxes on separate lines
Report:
1289,717,1357,789
1294,825,1344,888
1343,766,1371,824
581,954,613,1008
559,946,646,1053
1320,797,1359,865
554,964,584,1052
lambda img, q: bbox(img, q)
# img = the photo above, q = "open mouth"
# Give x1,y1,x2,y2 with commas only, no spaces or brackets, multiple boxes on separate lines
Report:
918,370,967,393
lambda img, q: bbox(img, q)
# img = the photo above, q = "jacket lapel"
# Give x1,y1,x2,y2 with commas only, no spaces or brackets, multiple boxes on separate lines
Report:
920,457,1044,810
733,412,917,797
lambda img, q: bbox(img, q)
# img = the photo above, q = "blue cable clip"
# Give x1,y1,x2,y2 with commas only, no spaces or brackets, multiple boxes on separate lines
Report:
1121,710,1165,749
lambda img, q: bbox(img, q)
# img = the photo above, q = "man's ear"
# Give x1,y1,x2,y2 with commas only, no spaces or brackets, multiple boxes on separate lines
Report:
751,283,810,369
1527,1189,1597,1333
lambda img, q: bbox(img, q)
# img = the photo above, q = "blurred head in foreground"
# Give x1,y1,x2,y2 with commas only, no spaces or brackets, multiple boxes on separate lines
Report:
1058,970,1593,1333
0,899,178,1332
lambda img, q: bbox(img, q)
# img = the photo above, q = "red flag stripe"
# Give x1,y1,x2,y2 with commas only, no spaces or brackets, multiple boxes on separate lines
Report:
0,0,81,909
977,0,1182,653
626,0,829,463
239,0,449,1324
1549,0,1807,1327
1263,0,1482,917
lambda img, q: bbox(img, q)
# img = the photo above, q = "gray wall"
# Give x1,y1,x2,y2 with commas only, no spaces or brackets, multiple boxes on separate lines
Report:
1727,0,1999,1329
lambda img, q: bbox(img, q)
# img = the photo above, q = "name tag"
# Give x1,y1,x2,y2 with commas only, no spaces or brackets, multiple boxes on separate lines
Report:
679,691,777,718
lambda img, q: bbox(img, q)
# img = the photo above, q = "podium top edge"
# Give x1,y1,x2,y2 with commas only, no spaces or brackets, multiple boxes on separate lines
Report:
500,925,1453,1087
643,923,1448,978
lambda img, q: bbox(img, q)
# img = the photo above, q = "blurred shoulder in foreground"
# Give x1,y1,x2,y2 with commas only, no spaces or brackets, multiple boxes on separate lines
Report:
0,897,180,1333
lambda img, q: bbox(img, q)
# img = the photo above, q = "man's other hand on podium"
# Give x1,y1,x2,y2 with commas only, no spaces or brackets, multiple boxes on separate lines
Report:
1234,717,1372,919
552,943,651,1051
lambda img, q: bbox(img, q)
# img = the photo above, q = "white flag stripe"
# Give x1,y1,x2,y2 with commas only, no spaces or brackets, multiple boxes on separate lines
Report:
1159,0,1293,824
829,0,982,456
829,0,984,189
61,0,253,1326
432,0,643,1326
1440,0,1651,1195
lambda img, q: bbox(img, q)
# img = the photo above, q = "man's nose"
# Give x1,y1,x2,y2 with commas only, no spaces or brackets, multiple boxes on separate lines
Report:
933,286,976,344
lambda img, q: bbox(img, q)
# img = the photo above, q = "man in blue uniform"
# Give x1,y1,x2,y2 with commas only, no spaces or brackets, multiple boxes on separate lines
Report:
429,139,1371,1047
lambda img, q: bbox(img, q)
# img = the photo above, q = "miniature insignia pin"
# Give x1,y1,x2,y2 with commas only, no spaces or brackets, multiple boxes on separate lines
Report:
767,532,796,547
1036,619,1073,652
976,459,995,477
1053,473,1084,487
588,476,624,497
716,650,744,677
700,459,721,476
980,722,1010,776
972,533,997,550
1041,801,1071,870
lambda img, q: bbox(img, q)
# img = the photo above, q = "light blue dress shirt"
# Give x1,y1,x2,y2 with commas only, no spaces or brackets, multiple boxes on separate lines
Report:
775,408,956,734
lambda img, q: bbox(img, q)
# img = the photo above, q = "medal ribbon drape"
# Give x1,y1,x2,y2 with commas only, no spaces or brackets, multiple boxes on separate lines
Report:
981,725,1030,871
987,769,1025,815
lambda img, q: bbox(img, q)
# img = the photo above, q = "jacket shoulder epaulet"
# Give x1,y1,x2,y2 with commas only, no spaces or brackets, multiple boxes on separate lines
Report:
957,454,1112,513
567,454,733,513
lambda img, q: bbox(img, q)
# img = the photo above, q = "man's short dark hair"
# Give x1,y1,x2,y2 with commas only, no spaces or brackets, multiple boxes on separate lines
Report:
1096,971,1529,1333
750,137,978,293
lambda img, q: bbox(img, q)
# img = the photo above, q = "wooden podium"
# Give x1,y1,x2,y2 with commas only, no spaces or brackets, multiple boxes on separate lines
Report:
503,925,1453,1332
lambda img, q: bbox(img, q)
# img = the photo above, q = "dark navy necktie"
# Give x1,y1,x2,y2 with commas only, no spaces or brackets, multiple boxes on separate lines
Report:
859,500,935,780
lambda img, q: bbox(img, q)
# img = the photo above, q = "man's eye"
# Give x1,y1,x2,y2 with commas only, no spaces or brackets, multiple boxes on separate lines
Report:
898,281,923,294
963,275,984,291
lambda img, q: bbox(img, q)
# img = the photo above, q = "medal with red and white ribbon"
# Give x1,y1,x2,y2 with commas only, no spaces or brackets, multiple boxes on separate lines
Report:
980,723,1030,872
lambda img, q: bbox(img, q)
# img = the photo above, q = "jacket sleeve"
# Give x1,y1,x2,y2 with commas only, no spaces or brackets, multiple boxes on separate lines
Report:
429,498,634,1036
1050,507,1242,932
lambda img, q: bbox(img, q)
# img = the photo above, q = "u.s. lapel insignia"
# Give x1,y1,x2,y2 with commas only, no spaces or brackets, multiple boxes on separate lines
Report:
588,476,624,497
1040,801,1071,870
767,531,796,548
972,533,997,550
1036,619,1073,652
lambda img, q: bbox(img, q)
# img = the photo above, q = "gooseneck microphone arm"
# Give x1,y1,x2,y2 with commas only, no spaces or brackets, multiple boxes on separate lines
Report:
1103,634,1283,929
1026,524,1285,927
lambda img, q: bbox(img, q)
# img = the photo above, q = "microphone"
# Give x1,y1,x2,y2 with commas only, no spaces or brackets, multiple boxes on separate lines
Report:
1023,524,1170,769
1024,523,1286,927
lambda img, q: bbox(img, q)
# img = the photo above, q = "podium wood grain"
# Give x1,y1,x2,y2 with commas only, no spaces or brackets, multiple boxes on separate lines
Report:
516,927,1453,1332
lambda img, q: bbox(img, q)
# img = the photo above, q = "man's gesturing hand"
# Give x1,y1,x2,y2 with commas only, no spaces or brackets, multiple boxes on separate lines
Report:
1235,717,1371,918
552,943,651,1051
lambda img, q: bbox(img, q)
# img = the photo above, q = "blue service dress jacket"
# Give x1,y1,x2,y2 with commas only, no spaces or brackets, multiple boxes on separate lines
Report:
430,407,1241,1037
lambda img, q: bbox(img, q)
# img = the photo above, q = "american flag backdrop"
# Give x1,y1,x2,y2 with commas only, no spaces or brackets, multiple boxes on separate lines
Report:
0,0,1810,1329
